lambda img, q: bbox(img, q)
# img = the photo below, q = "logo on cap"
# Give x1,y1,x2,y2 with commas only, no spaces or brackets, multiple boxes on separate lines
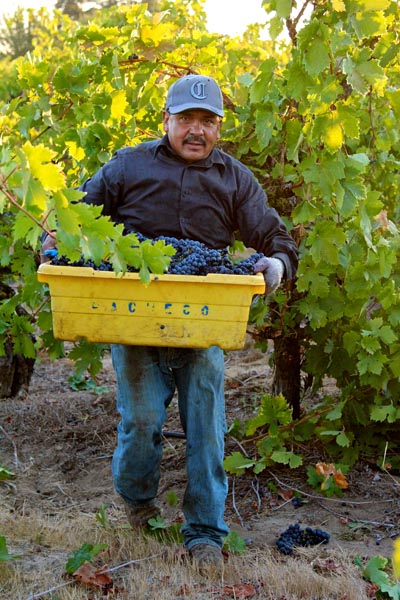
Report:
190,81,207,100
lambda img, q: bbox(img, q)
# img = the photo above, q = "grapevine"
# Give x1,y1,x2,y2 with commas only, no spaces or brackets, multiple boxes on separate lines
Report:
0,0,399,469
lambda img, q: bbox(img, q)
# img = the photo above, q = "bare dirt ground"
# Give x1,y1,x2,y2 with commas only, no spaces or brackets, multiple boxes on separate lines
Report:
1,340,399,599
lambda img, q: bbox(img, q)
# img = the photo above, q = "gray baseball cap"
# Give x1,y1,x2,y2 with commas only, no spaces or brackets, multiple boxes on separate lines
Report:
165,75,224,117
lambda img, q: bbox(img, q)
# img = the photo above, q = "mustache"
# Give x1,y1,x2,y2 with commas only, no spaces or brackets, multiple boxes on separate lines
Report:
183,135,206,146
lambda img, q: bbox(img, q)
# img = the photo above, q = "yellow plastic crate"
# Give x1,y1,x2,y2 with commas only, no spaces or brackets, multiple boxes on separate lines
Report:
37,264,265,350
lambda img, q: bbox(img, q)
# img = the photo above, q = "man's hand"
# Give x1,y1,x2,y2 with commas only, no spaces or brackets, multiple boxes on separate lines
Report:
40,233,57,264
253,256,285,293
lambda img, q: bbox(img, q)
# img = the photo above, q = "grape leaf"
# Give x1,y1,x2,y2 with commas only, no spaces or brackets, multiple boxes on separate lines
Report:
223,452,255,475
65,543,108,575
0,536,21,561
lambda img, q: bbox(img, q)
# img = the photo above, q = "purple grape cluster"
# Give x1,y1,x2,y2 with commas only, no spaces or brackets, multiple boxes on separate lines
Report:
48,235,264,276
276,523,330,555
156,236,263,275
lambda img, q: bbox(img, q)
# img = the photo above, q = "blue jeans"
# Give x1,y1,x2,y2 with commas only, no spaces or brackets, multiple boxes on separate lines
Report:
110,344,229,550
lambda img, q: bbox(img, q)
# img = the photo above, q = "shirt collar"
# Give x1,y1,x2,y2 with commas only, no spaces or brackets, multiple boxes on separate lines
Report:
155,135,226,169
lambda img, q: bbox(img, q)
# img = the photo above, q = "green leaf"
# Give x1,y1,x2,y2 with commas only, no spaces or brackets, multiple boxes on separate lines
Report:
0,536,21,561
271,450,303,468
307,466,324,489
139,263,151,285
54,193,82,237
148,515,168,530
337,106,360,140
95,504,109,529
65,542,108,574
166,490,179,507
292,199,321,224
304,39,330,76
370,404,398,423
326,402,344,421
10,316,36,358
223,452,255,475
378,325,397,345
268,14,284,40
296,271,330,298
362,555,391,588
275,0,291,18
223,530,247,554
255,106,276,150
357,354,385,376
336,431,351,447
249,59,275,103
81,235,106,265
347,153,369,171
142,240,173,274
343,54,387,95
0,466,15,481
245,394,292,437
298,299,328,329
351,9,388,41
67,341,105,379
306,221,346,265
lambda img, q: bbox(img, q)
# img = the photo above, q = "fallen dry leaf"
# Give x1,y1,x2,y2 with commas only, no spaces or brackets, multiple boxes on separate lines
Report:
334,471,349,489
173,547,188,563
223,583,257,598
316,462,336,478
73,561,112,589
278,490,294,501
366,582,380,598
176,583,193,595
311,557,344,574
374,209,389,229
316,462,349,489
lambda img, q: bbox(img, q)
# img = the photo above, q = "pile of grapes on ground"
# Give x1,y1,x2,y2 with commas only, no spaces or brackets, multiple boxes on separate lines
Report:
48,235,265,276
276,523,330,555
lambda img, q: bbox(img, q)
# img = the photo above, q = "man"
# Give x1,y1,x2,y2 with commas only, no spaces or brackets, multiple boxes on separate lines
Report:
42,74,298,571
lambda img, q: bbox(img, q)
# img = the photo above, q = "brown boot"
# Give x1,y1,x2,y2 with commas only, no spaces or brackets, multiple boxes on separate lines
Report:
123,499,162,529
190,543,224,574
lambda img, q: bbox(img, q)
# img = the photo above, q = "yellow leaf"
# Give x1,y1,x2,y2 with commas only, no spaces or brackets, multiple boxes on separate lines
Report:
357,0,390,10
140,22,173,46
151,10,170,25
22,141,65,191
86,24,120,42
324,123,343,153
393,537,400,578
332,0,346,10
111,89,129,120
65,141,85,162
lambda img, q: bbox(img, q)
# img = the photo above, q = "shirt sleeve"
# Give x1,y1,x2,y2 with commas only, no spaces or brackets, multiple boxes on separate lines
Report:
235,169,299,281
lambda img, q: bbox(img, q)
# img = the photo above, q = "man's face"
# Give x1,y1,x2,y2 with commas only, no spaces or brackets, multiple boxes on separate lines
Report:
163,109,221,162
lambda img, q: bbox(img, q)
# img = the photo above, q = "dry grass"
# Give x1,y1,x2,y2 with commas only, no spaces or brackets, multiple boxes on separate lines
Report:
0,506,370,600
1,349,386,599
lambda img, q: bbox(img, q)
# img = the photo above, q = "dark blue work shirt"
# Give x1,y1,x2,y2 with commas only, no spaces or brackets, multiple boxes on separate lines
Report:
80,135,298,279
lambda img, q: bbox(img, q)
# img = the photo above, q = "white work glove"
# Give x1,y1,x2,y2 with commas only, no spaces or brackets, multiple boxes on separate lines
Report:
253,256,285,294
